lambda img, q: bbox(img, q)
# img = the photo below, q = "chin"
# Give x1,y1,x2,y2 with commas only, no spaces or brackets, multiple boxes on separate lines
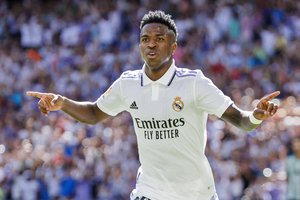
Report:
147,64,163,72
144,57,171,71
145,60,160,68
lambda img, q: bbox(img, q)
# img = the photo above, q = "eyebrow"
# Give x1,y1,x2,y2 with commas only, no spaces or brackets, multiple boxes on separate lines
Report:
140,33,167,37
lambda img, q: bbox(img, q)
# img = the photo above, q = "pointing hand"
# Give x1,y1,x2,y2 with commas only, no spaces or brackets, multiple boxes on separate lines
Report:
253,91,280,120
26,91,64,116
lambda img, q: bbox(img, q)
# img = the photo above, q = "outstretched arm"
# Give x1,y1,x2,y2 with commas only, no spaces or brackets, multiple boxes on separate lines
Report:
221,91,280,131
26,91,110,124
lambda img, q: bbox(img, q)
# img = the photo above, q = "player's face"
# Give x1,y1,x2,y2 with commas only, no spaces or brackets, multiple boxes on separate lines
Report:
139,23,176,77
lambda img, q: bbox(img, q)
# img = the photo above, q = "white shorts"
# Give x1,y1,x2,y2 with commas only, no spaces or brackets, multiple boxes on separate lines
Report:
130,168,219,200
130,189,219,200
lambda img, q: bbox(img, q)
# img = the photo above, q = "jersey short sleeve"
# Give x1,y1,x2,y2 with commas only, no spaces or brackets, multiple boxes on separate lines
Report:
194,70,233,118
96,78,126,116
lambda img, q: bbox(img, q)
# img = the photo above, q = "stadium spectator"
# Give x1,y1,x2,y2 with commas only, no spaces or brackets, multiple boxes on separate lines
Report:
286,137,300,200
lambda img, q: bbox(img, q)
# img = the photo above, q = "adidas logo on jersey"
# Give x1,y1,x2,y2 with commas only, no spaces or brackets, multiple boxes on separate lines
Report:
130,101,138,109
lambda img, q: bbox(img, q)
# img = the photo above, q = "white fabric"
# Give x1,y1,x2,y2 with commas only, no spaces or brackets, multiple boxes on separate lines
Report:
130,167,219,200
97,60,233,199
249,112,262,124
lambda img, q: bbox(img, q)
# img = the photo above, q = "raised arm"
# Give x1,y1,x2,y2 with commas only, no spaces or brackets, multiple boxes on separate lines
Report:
26,91,110,124
221,91,280,131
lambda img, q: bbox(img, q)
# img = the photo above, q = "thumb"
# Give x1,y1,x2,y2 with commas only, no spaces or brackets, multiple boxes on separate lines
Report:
253,108,267,120
51,95,59,106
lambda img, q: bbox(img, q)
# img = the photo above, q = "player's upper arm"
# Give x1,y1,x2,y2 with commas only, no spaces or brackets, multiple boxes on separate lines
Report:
96,77,126,116
194,71,233,117
91,101,112,123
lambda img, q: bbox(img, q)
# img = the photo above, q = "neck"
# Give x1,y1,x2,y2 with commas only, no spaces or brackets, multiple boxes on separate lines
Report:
145,58,173,81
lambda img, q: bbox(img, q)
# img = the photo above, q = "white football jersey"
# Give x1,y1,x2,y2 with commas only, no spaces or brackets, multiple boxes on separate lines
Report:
97,60,233,200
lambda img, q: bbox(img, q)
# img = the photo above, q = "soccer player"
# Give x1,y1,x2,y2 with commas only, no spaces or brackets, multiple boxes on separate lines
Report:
286,137,300,200
27,10,280,200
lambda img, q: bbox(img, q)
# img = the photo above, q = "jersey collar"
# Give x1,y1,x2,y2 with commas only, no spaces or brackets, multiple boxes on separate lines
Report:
141,60,177,87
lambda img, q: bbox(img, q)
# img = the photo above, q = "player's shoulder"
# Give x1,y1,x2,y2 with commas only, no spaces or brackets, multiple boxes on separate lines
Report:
120,70,142,80
175,67,202,78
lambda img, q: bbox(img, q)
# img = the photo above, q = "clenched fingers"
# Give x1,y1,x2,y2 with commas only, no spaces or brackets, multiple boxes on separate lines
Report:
38,99,50,116
259,102,278,118
267,102,278,116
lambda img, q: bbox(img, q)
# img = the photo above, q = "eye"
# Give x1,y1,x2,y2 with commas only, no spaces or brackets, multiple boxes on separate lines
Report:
157,37,164,41
141,37,149,42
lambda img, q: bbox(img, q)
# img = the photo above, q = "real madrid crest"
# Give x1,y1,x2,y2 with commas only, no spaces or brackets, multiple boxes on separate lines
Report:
172,96,184,112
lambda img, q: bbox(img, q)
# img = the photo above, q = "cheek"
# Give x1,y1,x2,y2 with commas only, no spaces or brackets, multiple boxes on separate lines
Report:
165,44,174,55
139,44,146,56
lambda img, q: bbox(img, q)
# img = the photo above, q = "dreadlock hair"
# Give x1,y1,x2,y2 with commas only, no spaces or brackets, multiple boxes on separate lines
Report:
140,10,178,39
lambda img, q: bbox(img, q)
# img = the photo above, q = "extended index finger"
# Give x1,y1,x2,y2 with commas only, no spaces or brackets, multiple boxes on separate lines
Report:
26,91,46,99
261,91,280,102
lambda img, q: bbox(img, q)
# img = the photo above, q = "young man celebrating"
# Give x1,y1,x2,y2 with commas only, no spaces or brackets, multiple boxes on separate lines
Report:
27,10,279,200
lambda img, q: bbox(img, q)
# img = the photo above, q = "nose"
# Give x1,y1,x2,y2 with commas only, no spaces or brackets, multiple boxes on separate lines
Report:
148,39,156,48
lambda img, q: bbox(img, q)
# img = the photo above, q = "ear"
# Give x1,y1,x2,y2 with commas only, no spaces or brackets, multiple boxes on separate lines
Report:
171,42,177,55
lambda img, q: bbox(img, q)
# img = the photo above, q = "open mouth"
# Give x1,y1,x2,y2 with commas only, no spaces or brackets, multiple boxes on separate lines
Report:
147,52,157,58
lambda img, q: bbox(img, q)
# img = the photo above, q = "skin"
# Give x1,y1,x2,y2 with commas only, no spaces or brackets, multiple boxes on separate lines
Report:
292,138,300,159
27,22,280,131
139,23,177,81
221,91,280,131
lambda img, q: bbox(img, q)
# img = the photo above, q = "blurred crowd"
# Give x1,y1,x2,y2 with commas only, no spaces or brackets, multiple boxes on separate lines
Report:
0,0,299,199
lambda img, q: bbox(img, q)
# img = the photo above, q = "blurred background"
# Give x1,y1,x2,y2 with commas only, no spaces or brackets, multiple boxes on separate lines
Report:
0,0,299,199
